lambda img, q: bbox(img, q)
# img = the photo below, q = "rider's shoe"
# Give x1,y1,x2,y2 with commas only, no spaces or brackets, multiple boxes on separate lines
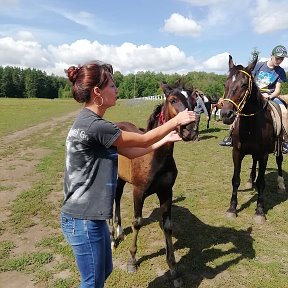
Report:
219,136,232,147
282,142,288,154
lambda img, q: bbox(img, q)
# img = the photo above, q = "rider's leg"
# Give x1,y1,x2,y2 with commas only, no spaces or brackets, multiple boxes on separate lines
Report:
279,103,288,153
219,123,234,146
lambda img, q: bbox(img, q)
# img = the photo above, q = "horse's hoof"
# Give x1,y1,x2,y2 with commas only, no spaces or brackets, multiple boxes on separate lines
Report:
277,188,286,194
173,277,184,288
226,211,237,219
253,214,266,224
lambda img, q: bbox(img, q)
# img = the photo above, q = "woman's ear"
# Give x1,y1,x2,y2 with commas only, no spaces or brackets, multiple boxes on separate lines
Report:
93,86,101,96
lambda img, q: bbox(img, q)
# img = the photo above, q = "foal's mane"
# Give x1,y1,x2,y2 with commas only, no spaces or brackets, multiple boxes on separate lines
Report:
147,103,163,131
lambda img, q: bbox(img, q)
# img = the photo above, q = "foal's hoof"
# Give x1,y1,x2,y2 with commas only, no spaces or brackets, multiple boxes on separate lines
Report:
127,260,137,273
173,277,184,288
253,214,266,224
226,211,237,219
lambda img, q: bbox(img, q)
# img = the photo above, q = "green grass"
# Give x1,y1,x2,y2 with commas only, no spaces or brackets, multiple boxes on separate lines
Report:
0,97,81,137
0,98,288,287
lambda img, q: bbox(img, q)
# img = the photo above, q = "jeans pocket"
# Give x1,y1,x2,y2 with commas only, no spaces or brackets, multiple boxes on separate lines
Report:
61,213,74,236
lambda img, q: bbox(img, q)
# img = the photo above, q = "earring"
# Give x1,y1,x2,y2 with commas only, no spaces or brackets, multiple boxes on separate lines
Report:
94,97,103,107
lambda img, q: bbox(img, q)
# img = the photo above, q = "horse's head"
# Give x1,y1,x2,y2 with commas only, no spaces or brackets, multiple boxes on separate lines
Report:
221,55,258,125
158,82,198,141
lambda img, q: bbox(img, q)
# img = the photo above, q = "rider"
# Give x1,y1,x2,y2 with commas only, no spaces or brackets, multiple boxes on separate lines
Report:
219,45,288,153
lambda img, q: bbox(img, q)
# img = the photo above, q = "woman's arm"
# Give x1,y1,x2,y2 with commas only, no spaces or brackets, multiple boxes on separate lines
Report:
113,109,196,148
117,131,181,159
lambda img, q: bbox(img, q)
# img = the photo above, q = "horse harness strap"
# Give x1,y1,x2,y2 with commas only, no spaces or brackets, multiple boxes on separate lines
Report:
223,69,253,115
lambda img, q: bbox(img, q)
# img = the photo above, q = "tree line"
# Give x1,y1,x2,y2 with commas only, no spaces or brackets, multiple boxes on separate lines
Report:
1,66,288,101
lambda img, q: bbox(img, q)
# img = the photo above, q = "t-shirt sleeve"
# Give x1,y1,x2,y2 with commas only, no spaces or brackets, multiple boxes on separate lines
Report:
88,119,121,148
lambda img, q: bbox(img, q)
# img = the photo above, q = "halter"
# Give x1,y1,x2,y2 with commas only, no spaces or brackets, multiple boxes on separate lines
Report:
158,110,165,125
223,69,254,116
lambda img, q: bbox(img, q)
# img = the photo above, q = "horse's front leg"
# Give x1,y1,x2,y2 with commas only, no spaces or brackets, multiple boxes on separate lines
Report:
227,150,243,218
276,153,286,194
254,154,268,224
127,189,143,273
159,190,183,288
245,156,257,189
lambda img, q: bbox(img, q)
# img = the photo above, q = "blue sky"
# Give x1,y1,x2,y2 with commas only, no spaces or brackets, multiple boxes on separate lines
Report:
0,0,288,76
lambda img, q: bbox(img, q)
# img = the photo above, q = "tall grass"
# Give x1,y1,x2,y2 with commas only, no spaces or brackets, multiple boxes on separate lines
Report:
0,98,287,288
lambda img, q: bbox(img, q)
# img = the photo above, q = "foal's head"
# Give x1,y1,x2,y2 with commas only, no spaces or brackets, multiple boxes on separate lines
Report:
158,82,198,141
221,55,258,124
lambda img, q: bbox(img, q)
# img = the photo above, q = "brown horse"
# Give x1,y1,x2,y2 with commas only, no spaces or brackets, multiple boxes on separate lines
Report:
221,55,286,224
111,82,198,288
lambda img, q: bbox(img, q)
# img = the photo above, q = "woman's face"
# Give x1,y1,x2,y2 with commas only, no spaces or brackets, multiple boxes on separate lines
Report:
101,76,118,108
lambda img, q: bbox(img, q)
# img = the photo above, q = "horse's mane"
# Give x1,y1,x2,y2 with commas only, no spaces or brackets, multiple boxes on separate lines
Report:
147,103,163,131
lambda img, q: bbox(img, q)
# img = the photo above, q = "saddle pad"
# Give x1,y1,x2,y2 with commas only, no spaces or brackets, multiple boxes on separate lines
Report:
268,100,282,137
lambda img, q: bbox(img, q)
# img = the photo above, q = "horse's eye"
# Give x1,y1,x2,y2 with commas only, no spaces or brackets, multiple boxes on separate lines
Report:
170,99,177,104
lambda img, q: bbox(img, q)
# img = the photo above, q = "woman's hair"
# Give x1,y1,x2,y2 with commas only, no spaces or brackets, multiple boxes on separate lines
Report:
65,61,113,103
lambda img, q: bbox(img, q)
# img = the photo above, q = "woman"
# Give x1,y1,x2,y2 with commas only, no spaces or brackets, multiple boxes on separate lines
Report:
61,60,197,288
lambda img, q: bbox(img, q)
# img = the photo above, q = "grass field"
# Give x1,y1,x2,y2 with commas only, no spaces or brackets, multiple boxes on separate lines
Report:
0,98,287,288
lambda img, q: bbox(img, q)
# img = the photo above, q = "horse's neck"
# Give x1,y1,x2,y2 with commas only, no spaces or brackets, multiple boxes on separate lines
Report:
243,84,263,114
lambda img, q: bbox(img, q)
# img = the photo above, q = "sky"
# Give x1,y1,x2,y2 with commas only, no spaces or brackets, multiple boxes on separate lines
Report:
1,0,288,77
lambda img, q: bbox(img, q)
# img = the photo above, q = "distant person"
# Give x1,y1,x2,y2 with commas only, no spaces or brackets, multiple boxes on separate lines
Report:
219,45,288,153
193,91,209,136
61,60,197,288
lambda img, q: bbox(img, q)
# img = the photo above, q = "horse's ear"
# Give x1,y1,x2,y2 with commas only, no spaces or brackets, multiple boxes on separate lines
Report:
246,56,258,72
228,55,234,70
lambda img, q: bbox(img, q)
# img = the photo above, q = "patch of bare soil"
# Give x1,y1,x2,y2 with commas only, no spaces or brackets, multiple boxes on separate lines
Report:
0,111,78,287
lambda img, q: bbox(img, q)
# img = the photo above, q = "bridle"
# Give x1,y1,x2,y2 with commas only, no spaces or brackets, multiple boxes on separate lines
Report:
223,69,256,116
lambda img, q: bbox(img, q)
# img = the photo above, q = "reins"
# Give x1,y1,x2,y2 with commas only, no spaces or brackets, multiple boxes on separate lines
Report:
223,69,266,117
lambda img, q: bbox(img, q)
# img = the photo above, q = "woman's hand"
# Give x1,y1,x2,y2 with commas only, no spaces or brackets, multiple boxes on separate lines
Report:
163,130,182,143
174,109,197,126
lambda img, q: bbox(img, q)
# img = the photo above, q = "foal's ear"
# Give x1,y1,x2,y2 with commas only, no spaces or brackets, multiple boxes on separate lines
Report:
246,56,258,72
160,81,172,96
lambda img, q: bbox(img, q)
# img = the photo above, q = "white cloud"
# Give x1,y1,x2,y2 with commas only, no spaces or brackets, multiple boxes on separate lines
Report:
163,13,202,37
0,36,49,67
46,7,95,29
0,36,202,76
195,52,230,73
252,0,288,34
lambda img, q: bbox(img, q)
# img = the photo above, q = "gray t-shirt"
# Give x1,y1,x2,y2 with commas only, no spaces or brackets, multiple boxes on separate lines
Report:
62,108,121,220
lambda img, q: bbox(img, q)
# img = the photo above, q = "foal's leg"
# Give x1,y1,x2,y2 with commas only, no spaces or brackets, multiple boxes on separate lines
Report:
158,190,183,288
127,188,144,273
276,153,286,194
227,150,244,218
245,156,257,189
112,178,126,247
253,154,268,224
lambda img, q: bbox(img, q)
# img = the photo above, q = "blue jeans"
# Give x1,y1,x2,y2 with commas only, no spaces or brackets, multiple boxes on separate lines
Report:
61,213,113,288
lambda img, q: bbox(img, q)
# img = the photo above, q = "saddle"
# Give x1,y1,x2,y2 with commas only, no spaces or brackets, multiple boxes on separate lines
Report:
268,100,282,137
268,100,283,155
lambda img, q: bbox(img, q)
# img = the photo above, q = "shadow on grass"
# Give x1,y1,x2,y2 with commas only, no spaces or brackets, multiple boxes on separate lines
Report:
226,166,288,216
121,197,255,288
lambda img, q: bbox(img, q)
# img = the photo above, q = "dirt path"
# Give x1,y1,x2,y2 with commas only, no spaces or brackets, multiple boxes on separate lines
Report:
0,110,79,287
